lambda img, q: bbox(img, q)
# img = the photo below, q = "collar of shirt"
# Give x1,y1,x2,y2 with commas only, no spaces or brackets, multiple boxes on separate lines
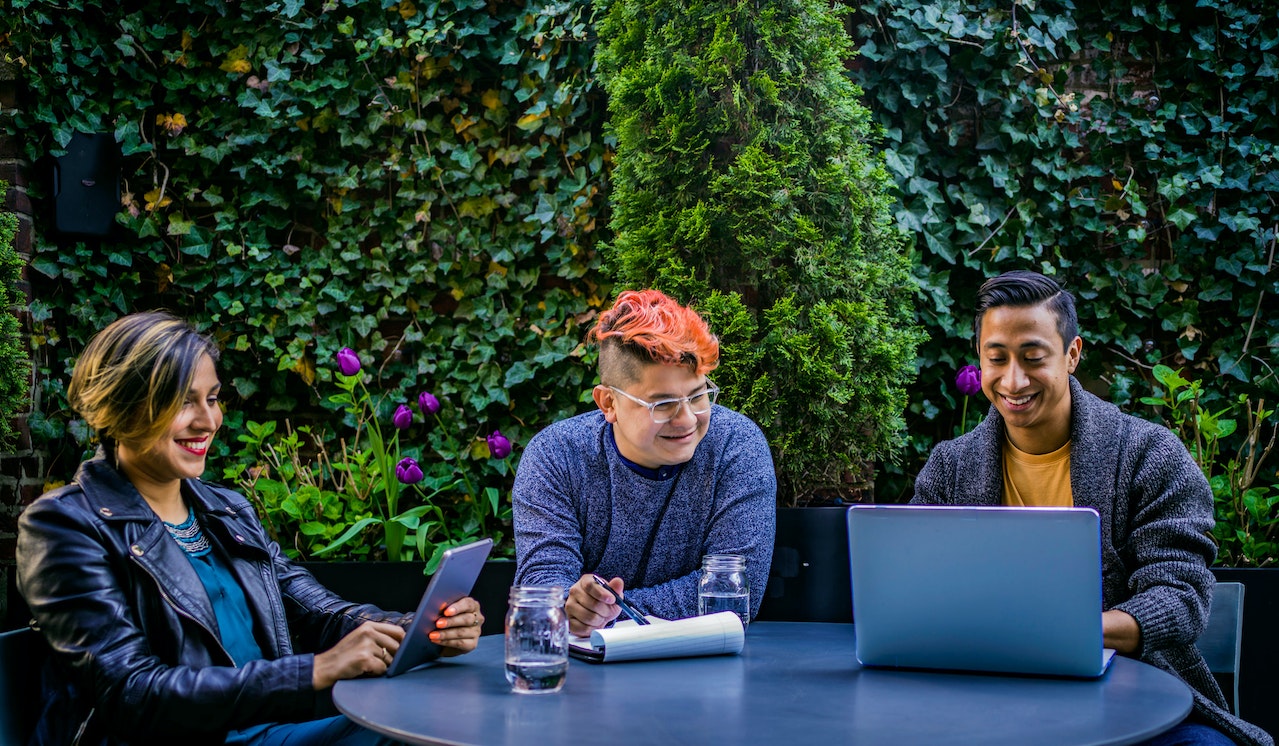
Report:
607,425,686,481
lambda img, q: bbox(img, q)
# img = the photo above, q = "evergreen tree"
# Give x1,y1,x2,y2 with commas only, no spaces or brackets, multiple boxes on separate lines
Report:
595,0,923,501
0,183,31,450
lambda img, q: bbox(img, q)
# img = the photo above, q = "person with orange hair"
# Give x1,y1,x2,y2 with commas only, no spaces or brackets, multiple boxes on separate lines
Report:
513,289,776,635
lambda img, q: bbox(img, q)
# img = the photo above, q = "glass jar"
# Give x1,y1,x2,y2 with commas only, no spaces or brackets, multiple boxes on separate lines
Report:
504,586,568,694
698,554,750,628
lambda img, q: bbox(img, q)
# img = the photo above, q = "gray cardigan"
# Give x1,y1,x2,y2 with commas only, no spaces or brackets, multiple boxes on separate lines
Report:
913,377,1271,746
513,405,776,620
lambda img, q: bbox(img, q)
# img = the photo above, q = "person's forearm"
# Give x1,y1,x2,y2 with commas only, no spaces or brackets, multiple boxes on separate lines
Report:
514,551,581,590
1102,609,1141,654
624,570,702,620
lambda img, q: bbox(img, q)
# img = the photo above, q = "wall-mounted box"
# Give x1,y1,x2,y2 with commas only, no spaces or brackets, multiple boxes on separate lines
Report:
53,133,120,237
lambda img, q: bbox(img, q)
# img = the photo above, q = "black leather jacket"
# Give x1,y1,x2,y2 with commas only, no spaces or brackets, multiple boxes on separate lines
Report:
16,454,405,745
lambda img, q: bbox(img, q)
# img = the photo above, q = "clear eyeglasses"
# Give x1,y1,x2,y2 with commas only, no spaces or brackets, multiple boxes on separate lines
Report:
608,380,720,424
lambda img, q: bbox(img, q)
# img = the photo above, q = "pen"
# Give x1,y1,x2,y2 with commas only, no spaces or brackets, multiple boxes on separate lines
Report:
591,574,651,626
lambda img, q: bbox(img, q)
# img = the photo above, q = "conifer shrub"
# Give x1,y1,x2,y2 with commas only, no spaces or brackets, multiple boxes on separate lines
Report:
0,183,30,450
594,0,923,502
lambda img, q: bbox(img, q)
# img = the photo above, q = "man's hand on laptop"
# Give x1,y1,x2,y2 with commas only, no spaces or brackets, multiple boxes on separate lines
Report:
1102,609,1141,654
567,574,625,636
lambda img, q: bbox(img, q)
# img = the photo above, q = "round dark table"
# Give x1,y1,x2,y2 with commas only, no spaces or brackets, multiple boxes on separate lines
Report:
333,622,1192,746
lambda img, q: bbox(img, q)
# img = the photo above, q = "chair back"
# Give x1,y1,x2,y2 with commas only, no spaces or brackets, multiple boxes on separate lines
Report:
1196,581,1245,716
0,626,48,745
756,506,853,623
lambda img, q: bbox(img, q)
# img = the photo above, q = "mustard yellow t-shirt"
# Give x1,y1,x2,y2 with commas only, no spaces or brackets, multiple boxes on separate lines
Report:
1002,438,1073,507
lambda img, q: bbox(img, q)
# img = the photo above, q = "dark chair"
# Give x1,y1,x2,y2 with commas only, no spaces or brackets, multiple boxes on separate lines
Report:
0,626,49,745
470,559,516,636
1196,581,1245,716
756,506,853,623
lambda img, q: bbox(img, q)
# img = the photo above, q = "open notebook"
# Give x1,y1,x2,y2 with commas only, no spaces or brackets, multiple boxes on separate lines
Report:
568,612,745,663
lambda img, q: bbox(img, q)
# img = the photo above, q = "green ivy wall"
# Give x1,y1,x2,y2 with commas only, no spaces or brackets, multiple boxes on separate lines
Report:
3,1,1276,529
3,0,610,481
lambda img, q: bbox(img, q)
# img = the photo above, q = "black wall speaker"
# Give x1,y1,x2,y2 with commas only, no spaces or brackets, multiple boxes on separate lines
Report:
53,132,121,237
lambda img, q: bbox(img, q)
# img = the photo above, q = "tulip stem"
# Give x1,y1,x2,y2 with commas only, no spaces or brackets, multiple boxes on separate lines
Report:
433,412,479,507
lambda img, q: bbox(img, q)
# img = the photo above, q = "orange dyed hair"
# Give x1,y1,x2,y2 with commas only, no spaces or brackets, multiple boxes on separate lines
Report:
588,289,719,383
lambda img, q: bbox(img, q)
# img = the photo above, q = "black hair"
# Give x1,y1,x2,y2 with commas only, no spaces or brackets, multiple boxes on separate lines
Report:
974,270,1078,352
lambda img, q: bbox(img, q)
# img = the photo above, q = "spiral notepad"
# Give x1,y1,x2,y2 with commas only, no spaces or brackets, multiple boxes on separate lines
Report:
568,611,745,663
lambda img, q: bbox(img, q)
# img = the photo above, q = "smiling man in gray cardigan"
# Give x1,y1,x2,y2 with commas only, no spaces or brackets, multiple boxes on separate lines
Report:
913,270,1270,746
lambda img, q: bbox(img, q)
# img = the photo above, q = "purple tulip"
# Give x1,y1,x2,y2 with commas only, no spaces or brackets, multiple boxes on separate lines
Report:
392,404,414,430
486,429,512,459
336,347,361,377
395,457,424,485
418,391,441,415
955,365,982,396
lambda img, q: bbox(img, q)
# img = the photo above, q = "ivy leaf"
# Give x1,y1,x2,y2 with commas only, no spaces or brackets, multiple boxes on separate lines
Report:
1166,207,1196,230
1217,354,1249,383
528,194,558,224
503,361,535,386
168,215,196,237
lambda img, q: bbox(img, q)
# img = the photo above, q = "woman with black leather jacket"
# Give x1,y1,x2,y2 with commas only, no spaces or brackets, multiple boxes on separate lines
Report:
17,312,485,745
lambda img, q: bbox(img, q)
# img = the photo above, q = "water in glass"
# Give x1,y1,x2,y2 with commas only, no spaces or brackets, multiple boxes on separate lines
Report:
504,657,568,693
698,554,750,628
504,585,569,694
699,591,750,626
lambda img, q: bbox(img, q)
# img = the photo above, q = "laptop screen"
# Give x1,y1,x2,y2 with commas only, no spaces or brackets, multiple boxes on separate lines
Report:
847,505,1113,678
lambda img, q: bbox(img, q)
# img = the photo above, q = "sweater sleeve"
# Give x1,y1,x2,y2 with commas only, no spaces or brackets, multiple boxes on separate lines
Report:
512,427,588,591
911,440,959,505
1111,427,1217,656
625,422,776,620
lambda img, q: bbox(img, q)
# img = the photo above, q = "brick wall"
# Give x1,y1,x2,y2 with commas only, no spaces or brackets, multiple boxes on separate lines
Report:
1,56,39,627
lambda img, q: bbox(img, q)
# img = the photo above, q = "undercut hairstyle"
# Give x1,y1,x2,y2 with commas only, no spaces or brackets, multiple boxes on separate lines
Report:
587,289,720,386
68,311,220,454
974,270,1079,352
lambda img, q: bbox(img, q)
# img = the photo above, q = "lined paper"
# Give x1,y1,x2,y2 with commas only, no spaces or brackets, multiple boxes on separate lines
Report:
570,612,745,662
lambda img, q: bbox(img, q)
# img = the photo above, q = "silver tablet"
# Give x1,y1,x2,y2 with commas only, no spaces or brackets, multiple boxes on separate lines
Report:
385,538,493,677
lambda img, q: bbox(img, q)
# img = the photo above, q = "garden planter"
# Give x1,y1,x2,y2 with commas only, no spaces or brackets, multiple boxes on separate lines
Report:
3,560,517,637
2,561,518,636
301,559,516,637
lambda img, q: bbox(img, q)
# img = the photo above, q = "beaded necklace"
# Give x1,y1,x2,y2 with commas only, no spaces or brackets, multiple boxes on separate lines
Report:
163,507,212,557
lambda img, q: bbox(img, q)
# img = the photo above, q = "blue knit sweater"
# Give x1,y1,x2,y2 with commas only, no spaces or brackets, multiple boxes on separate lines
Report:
513,405,776,620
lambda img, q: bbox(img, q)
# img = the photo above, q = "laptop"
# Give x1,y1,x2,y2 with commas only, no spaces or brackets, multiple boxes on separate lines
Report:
847,505,1116,678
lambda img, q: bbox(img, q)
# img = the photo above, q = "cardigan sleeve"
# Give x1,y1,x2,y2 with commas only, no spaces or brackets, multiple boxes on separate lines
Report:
1109,426,1217,657
911,439,963,505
